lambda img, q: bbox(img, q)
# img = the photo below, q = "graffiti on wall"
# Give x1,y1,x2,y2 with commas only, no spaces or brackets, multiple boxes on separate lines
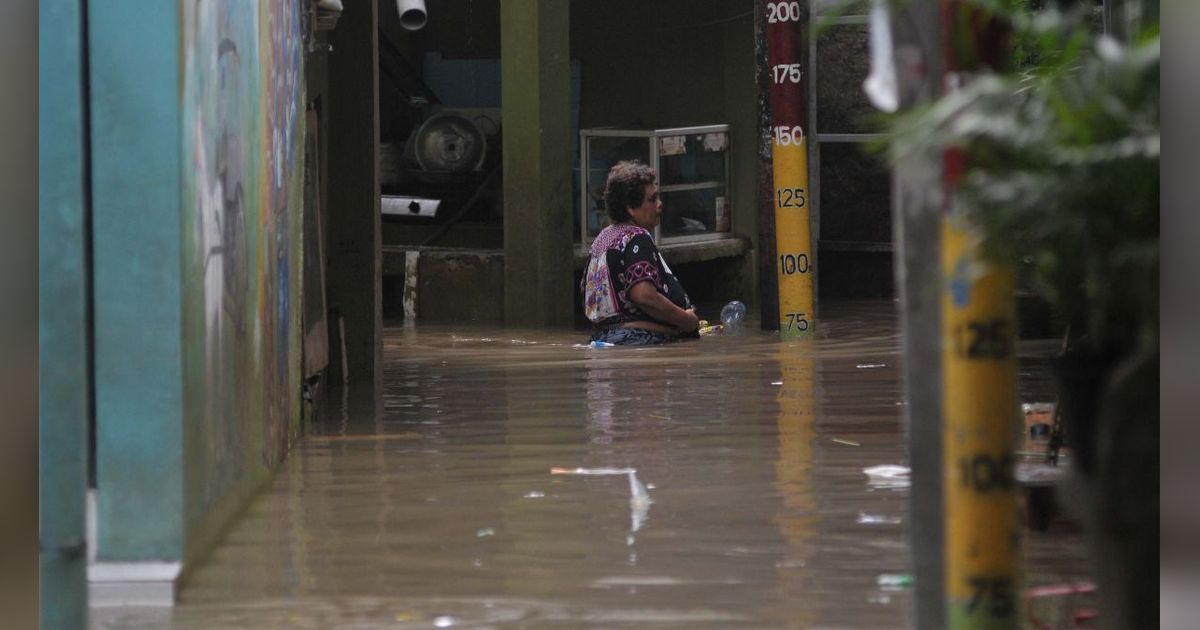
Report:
182,0,305,507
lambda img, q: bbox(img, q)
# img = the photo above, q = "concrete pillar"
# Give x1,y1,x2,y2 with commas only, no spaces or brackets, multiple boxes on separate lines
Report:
501,0,573,327
39,0,90,624
889,2,946,628
89,0,186,573
327,0,383,391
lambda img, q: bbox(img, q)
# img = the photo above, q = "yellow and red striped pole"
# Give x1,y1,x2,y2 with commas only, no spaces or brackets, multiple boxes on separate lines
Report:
765,0,814,339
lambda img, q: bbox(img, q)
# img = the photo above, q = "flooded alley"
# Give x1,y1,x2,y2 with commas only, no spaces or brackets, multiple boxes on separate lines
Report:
91,302,1091,628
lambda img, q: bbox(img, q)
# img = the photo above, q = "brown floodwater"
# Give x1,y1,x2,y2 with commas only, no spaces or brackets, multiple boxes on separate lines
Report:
92,301,1092,629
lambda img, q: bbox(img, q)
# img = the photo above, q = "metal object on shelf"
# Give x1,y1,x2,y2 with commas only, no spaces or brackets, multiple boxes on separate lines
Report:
382,195,441,219
411,112,487,173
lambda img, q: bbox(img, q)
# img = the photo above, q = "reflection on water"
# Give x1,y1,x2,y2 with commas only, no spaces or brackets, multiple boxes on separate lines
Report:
92,301,1090,629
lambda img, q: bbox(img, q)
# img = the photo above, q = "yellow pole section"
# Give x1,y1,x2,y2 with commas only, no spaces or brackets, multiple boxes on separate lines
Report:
774,345,816,627
941,211,1020,629
772,140,814,339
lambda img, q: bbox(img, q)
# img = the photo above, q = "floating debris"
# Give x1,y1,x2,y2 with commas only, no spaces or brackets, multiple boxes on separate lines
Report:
476,528,495,538
863,465,911,490
876,573,912,589
832,438,861,447
551,467,653,534
857,512,903,525
523,491,545,499
856,363,887,369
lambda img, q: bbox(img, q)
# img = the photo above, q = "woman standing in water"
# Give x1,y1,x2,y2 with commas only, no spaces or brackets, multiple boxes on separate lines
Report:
581,160,700,345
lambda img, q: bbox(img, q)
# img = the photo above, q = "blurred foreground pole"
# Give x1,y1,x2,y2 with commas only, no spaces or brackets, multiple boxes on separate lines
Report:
886,0,945,627
940,166,1019,629
938,3,1019,628
763,0,815,338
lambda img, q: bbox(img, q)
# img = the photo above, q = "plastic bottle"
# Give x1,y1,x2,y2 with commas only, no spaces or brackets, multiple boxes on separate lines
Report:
720,300,747,329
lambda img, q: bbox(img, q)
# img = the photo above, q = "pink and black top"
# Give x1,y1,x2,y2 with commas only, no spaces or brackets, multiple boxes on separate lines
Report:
580,224,693,328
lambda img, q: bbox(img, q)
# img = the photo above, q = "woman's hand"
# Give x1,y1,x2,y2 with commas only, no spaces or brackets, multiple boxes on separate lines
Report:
678,307,700,333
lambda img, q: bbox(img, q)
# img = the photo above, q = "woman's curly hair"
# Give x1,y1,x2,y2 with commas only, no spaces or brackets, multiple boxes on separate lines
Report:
604,160,657,223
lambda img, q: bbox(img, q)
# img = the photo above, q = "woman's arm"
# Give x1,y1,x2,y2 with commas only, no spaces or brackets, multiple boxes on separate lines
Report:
629,281,700,333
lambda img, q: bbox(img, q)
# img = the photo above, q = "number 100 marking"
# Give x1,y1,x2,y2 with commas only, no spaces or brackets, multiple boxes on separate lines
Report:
779,253,810,275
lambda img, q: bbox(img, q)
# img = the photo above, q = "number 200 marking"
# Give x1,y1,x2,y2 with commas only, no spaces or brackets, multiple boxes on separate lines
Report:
767,1,802,23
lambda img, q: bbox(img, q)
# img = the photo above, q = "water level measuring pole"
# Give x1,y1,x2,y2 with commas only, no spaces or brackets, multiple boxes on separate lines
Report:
939,3,1019,628
764,0,814,339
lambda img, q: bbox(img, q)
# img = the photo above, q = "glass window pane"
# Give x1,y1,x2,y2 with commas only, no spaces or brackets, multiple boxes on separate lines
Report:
657,132,727,186
815,24,879,135
660,185,728,238
817,143,891,243
583,135,651,239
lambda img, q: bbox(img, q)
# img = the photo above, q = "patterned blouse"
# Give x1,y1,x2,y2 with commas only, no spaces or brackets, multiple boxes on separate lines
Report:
581,223,693,328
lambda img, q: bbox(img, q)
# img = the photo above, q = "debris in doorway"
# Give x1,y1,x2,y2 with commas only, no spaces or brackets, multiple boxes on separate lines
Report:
1024,581,1097,630
876,573,912,589
1022,402,1056,455
863,465,911,490
832,438,861,447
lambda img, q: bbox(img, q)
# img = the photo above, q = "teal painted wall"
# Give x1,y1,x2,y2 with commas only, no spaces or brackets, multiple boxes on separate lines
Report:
39,0,89,623
179,0,306,562
89,0,306,567
90,0,186,561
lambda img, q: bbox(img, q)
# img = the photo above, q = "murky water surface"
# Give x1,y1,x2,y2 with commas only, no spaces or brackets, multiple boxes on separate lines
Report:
94,302,1090,628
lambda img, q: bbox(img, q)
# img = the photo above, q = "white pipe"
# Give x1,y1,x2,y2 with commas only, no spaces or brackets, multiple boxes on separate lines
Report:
396,0,427,31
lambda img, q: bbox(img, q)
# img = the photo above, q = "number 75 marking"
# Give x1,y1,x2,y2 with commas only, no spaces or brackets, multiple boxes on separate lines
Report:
784,312,809,332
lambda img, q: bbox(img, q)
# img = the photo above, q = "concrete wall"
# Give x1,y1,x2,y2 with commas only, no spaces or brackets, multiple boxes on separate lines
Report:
179,0,306,563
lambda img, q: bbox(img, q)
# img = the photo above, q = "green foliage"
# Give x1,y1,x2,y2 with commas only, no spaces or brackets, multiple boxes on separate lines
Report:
887,5,1159,357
